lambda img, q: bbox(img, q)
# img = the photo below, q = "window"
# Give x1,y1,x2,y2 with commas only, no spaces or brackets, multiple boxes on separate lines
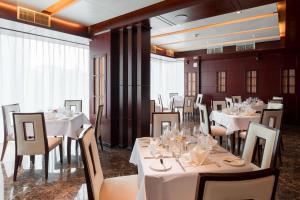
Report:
93,55,106,116
246,70,257,93
217,71,226,93
282,69,295,94
187,72,196,96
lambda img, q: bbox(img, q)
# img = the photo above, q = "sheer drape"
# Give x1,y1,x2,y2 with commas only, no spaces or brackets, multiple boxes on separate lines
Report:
0,29,89,141
151,54,184,106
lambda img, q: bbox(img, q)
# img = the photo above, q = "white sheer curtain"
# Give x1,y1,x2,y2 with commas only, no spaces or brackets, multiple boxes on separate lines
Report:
151,54,184,107
0,29,89,141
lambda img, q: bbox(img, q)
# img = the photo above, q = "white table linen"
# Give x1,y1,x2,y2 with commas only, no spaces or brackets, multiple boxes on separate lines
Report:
130,138,258,200
209,111,261,135
169,96,184,108
45,113,90,139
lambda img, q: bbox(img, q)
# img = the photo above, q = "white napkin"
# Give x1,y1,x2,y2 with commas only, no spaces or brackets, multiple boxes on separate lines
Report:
189,145,209,165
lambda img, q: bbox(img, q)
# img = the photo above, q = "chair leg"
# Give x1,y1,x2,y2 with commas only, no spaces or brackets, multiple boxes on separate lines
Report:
18,156,23,166
13,155,21,181
0,140,8,161
219,136,223,146
75,140,79,154
59,143,63,164
230,134,236,154
237,136,241,155
30,155,35,165
99,135,104,151
45,153,49,180
67,137,72,164
278,142,283,164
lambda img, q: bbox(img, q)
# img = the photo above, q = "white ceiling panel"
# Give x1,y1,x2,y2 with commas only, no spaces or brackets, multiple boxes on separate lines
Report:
2,0,57,11
151,3,281,52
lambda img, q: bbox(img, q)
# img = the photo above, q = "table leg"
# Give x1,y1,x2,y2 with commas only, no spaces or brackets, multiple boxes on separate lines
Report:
230,133,236,154
67,137,72,164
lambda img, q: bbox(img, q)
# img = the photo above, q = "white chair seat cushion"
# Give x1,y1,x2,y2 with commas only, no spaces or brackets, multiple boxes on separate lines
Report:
239,131,247,139
99,175,138,200
47,137,62,151
211,125,227,136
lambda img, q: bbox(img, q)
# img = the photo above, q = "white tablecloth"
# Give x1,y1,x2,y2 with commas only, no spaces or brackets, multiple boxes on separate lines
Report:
209,111,261,135
130,138,257,200
45,113,90,139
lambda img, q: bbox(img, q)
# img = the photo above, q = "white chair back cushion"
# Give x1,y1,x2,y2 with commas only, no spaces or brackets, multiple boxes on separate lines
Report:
195,94,203,106
2,104,20,137
267,102,283,109
184,96,195,113
242,122,279,169
198,104,210,135
202,176,275,200
272,96,283,101
13,113,46,155
65,100,82,113
80,127,104,200
211,101,226,111
261,109,283,129
152,113,179,137
232,96,242,103
225,97,233,108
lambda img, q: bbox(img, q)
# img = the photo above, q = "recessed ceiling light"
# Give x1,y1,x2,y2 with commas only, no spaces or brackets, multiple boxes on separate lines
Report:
236,11,241,14
175,14,188,20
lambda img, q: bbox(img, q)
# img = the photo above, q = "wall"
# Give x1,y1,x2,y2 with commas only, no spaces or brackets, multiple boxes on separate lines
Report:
199,50,300,124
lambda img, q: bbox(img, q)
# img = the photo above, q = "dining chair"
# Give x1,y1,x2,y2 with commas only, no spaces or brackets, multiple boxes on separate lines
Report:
238,109,283,161
198,104,227,146
195,168,279,200
94,105,104,151
242,122,280,169
65,100,82,113
13,113,63,180
158,94,170,112
1,104,20,161
195,94,203,107
267,102,283,109
169,93,178,99
183,96,195,121
225,97,234,108
79,126,138,200
232,96,242,104
152,112,180,137
211,100,226,111
272,96,283,102
150,100,155,124
64,100,83,164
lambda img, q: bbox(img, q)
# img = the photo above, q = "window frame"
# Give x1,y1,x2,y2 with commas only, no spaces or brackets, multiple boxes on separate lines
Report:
282,68,296,94
245,69,258,94
216,71,227,93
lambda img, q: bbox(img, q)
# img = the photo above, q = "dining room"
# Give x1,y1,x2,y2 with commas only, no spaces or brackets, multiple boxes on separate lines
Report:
0,0,300,199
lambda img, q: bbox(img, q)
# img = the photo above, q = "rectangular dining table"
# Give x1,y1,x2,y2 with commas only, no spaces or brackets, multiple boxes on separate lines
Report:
130,138,259,200
45,113,90,139
209,111,261,135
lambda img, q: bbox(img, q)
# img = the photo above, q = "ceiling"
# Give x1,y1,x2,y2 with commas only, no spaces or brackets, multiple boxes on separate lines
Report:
0,18,90,45
1,0,163,25
151,3,281,52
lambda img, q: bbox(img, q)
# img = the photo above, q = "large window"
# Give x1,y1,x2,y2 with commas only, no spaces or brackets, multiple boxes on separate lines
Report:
282,69,295,94
246,70,258,94
217,71,226,93
151,54,184,106
0,29,89,141
187,72,196,96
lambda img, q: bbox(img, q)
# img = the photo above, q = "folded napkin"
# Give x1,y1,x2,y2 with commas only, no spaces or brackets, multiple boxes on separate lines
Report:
188,145,209,165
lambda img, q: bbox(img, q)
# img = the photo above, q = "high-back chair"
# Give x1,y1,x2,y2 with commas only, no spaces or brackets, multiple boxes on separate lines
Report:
211,100,226,111
152,112,180,137
225,97,234,108
232,96,242,104
272,96,283,102
183,96,195,121
79,127,138,200
150,100,155,124
13,113,63,180
195,94,203,107
65,100,82,113
198,104,227,145
1,104,20,161
158,94,169,112
242,122,280,169
196,168,279,200
64,100,83,164
267,102,283,109
94,105,104,151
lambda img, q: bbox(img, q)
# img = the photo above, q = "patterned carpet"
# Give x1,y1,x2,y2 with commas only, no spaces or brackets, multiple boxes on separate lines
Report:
0,125,299,199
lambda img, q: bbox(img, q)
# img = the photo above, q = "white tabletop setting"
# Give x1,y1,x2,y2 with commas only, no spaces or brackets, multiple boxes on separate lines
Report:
169,95,184,109
44,108,90,139
210,105,261,135
130,128,259,200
